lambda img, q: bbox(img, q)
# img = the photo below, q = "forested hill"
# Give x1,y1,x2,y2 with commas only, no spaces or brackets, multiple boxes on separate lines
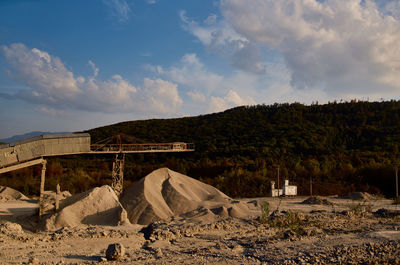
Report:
2,101,400,198
89,101,400,156
86,100,400,197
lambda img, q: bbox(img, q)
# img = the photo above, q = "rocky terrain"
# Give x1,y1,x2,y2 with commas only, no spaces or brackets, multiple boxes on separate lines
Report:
1,206,400,264
0,168,399,264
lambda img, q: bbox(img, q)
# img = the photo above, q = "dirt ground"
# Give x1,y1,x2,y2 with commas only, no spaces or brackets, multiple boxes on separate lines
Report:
1,196,400,264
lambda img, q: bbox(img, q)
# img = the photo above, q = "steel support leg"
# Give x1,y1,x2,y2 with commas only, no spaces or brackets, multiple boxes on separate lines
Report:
55,183,60,212
39,159,47,217
111,153,125,197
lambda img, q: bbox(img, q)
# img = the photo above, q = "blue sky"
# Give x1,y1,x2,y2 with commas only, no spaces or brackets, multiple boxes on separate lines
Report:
1,0,400,138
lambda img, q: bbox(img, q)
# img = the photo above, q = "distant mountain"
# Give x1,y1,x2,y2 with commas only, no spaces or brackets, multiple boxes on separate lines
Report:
0,131,70,143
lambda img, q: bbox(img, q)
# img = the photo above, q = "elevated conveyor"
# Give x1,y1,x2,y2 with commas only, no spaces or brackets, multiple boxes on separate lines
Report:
0,133,91,169
0,133,194,170
0,133,194,215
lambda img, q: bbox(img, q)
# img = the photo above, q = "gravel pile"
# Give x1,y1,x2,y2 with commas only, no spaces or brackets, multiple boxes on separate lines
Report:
301,196,333,205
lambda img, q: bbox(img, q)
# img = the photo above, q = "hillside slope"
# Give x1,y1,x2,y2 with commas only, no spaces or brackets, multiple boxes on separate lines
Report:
89,101,400,155
1,101,399,197
86,101,400,197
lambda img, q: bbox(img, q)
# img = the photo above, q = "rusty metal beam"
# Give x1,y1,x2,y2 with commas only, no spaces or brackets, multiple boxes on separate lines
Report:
0,158,45,174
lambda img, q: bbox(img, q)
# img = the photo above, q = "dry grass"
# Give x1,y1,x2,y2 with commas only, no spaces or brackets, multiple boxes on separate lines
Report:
349,200,372,216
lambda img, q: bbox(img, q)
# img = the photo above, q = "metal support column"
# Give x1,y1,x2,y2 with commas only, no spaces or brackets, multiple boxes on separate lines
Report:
39,159,47,217
55,183,60,212
111,153,125,197
396,167,399,199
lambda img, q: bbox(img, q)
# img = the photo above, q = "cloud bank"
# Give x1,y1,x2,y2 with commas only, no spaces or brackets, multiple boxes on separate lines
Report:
183,0,400,100
179,11,266,75
155,53,256,112
1,43,182,114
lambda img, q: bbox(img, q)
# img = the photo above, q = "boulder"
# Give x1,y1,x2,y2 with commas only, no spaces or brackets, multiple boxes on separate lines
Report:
106,243,125,261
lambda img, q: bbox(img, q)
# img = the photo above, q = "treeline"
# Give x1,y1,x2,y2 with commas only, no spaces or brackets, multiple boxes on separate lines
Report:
1,100,400,198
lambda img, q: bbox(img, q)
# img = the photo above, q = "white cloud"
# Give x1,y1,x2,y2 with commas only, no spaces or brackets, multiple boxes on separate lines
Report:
204,14,217,25
209,90,256,113
155,51,339,113
2,44,81,101
153,53,257,113
88,60,99,77
103,0,131,23
230,43,265,75
208,96,228,113
225,89,253,105
140,78,182,113
179,10,266,74
156,53,225,96
219,0,400,98
146,0,157,4
36,106,66,117
1,43,182,115
187,91,206,102
179,10,246,49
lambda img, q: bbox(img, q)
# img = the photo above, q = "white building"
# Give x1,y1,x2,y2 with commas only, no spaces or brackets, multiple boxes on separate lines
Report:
270,179,297,197
283,179,297,196
270,181,283,197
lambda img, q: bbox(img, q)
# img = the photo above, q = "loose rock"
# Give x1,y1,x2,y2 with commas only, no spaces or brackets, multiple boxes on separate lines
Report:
105,243,126,261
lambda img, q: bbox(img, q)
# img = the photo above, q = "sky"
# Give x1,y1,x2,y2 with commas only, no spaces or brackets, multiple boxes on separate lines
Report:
1,0,400,138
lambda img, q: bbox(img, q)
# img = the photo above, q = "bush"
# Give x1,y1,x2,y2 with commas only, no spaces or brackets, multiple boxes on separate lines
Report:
260,202,270,223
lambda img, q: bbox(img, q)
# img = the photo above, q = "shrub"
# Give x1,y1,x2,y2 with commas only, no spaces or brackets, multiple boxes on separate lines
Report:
260,202,270,223
349,200,372,215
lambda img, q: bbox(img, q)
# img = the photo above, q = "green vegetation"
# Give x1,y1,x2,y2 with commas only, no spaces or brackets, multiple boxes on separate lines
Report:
260,202,270,223
269,212,306,232
1,100,400,197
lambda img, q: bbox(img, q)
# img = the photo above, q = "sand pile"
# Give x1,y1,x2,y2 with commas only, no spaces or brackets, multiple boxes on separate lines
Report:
0,186,29,201
120,168,252,224
301,196,333,205
45,185,129,231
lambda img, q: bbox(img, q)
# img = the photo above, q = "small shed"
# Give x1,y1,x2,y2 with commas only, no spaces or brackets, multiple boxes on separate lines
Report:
283,179,297,196
270,179,297,197
270,181,283,197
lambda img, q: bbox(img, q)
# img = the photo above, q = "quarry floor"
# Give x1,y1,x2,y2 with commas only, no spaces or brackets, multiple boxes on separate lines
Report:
1,196,400,264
